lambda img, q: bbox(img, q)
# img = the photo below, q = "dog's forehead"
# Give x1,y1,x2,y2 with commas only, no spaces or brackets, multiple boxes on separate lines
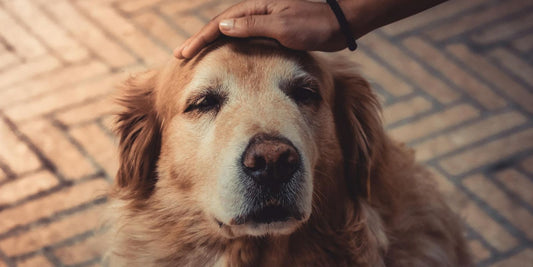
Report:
193,42,309,87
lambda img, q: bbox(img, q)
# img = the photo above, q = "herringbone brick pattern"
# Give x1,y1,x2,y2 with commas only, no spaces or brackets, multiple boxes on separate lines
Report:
0,0,531,266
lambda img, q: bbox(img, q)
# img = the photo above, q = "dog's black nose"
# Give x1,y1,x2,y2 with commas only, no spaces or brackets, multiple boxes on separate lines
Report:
241,134,300,186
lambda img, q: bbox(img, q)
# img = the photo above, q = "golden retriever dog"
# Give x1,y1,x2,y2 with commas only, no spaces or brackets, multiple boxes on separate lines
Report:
104,38,471,266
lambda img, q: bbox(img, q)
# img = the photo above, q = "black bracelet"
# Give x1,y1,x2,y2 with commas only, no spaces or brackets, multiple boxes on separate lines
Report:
326,0,357,51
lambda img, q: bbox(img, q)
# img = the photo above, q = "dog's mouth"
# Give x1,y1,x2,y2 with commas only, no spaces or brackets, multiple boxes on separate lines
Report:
230,204,303,225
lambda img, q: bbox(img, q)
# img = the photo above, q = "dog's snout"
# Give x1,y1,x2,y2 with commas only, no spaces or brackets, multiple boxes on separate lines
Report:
242,134,300,185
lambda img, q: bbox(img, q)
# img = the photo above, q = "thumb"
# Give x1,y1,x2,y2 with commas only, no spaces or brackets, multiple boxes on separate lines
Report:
219,15,274,38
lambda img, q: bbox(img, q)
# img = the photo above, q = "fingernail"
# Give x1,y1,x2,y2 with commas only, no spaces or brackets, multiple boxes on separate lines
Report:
219,19,234,31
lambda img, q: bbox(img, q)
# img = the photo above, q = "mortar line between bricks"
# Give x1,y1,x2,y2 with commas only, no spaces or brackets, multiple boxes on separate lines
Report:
381,32,490,113
430,163,532,247
0,171,105,213
404,107,532,146
461,26,533,58
484,171,533,215
426,145,533,181
434,6,533,48
482,45,533,91
2,61,142,111
357,42,444,109
478,243,533,267
387,0,496,40
430,36,533,116
156,7,197,39
1,2,68,66
0,53,65,91
0,192,107,240
114,5,173,53
0,167,46,187
0,112,67,183
0,247,15,267
36,0,106,69
71,0,145,67
49,117,109,179
384,99,476,131
0,35,24,62
0,157,16,180
11,230,98,263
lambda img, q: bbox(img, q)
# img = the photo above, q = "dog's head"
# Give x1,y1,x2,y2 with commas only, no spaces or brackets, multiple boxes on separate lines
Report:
114,38,384,238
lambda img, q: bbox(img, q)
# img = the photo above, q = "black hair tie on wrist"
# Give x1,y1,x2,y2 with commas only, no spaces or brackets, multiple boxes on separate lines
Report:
326,0,357,51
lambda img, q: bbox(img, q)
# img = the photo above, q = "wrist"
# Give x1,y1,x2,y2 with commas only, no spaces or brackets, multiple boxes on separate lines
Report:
337,0,375,40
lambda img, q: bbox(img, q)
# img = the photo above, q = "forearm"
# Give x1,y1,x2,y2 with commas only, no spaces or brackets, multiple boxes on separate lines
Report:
339,0,448,38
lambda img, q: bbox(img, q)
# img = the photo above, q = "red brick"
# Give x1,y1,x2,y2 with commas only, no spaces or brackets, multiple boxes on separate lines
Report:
0,47,19,69
100,115,116,133
0,170,58,206
403,37,506,109
133,11,187,49
55,96,118,126
447,44,533,113
0,61,109,107
522,156,533,174
472,13,533,44
430,168,518,251
381,0,486,36
5,73,122,122
44,0,137,68
17,255,52,267
0,55,61,89
426,0,533,41
464,174,533,239
360,34,460,103
388,104,479,143
414,111,527,161
490,248,533,267
3,0,89,63
70,123,119,178
172,14,206,37
158,1,205,15
20,119,95,180
439,129,533,175
0,120,41,174
512,33,533,53
0,169,6,183
496,169,533,209
78,1,169,66
118,0,164,13
0,205,103,256
383,96,432,125
489,48,533,87
0,9,46,59
468,239,491,263
54,232,105,265
348,50,414,97
199,0,234,18
0,178,108,233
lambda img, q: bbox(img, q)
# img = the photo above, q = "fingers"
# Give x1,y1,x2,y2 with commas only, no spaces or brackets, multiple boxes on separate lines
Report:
218,15,276,38
174,0,272,59
174,22,220,59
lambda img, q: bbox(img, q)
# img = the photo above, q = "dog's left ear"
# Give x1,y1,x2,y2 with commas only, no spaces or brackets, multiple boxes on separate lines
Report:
114,71,162,200
331,62,386,201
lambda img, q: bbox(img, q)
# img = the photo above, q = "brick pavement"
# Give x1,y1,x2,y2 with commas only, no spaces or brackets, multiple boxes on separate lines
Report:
0,0,532,266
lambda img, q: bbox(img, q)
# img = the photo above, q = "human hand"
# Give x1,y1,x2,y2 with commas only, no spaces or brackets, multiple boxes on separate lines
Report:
174,0,348,59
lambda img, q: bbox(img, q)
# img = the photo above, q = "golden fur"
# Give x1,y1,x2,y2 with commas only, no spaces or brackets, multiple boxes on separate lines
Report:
105,38,471,266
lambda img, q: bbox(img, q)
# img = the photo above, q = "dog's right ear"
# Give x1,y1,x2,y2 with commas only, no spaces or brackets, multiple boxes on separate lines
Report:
114,71,161,200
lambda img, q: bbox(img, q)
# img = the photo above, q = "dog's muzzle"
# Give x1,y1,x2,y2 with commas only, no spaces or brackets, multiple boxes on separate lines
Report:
234,134,305,225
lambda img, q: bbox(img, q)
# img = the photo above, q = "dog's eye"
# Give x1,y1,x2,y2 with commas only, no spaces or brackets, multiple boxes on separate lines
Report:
291,86,321,104
185,93,221,113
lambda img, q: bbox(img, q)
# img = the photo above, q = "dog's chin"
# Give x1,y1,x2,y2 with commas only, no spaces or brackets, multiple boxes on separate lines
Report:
219,217,305,238
215,206,310,238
